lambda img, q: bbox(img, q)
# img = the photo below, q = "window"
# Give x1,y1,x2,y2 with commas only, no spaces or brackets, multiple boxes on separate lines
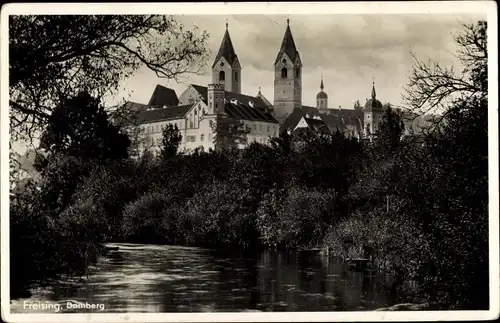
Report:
189,121,194,128
146,126,150,133
155,125,159,132
260,125,263,132
187,136,196,142
253,124,257,131
219,70,225,82
200,134,204,141
282,58,286,64
281,68,287,78
234,72,238,82
295,68,300,78
209,120,213,128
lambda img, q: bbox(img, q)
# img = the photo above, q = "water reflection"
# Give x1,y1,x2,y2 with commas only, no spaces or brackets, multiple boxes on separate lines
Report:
11,243,396,313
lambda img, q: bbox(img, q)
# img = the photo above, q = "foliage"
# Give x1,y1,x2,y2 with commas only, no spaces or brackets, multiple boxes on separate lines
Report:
38,91,130,164
160,124,183,160
10,20,489,310
9,15,209,143
122,191,181,244
375,105,406,153
257,186,337,249
211,117,251,151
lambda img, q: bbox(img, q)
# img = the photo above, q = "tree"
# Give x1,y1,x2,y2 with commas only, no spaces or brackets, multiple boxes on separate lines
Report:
160,124,183,160
9,15,209,143
401,20,488,309
211,117,250,151
38,91,130,165
403,21,487,120
375,105,405,152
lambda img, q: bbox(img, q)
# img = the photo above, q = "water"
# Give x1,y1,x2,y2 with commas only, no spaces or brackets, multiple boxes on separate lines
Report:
11,243,398,313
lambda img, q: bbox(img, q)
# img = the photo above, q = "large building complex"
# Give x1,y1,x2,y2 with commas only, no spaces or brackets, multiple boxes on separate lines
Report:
119,19,430,156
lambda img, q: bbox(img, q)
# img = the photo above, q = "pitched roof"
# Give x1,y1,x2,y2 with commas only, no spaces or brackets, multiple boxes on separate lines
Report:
135,104,193,124
320,114,348,131
147,84,179,107
275,21,300,64
281,106,364,134
212,25,238,68
189,84,269,110
224,102,279,124
280,108,305,133
111,101,148,127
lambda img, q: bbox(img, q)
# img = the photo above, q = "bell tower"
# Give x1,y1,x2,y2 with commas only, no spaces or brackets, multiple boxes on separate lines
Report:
212,22,241,94
273,19,302,123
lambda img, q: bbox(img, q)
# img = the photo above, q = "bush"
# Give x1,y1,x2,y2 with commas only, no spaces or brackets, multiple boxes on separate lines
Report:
122,191,181,244
179,180,254,247
257,186,337,249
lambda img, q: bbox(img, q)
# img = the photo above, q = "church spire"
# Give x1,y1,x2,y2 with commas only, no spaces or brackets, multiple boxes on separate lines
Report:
320,75,324,91
371,80,376,99
212,22,238,68
275,18,300,64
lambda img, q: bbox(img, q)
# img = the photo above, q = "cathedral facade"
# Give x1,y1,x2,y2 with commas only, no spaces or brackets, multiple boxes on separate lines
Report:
121,19,390,156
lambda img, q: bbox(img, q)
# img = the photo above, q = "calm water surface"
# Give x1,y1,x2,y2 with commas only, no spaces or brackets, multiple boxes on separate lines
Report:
11,243,399,312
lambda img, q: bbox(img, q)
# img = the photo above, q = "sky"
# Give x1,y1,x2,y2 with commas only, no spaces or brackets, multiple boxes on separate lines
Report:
117,13,486,110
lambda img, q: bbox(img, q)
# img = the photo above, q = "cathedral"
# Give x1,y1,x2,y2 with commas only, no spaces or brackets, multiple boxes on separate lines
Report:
121,19,389,155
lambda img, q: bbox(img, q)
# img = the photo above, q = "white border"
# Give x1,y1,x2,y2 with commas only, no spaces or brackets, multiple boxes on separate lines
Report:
1,2,498,322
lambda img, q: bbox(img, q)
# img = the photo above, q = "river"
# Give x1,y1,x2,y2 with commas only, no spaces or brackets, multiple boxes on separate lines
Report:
10,243,400,313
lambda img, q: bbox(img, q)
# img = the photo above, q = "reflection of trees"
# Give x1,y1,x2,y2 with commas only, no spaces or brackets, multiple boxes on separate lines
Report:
46,246,400,312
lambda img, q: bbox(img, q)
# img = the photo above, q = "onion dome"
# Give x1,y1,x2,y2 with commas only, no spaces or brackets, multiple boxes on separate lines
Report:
364,81,383,111
316,77,328,99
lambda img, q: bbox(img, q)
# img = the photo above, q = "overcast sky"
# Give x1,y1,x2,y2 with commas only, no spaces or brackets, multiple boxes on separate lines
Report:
117,13,485,110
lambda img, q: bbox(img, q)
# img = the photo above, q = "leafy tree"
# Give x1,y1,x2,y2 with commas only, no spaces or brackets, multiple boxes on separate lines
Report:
38,91,130,165
401,20,488,309
211,117,250,151
160,124,183,160
375,105,405,153
9,15,209,144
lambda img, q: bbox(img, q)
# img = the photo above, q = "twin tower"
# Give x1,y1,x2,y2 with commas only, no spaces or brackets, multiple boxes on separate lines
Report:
211,19,302,122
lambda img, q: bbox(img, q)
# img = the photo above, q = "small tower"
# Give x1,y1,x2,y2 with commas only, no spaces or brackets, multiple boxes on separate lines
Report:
207,83,226,115
212,22,241,93
363,80,384,137
316,76,328,112
273,19,302,123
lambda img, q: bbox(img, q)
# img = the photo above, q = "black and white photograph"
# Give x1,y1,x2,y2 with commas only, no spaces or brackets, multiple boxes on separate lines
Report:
1,1,498,322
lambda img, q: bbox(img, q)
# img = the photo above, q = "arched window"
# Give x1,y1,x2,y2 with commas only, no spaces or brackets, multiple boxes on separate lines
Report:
219,71,225,82
281,68,287,78
295,68,300,78
234,72,238,82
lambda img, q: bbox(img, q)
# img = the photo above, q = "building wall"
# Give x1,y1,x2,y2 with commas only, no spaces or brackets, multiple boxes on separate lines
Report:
363,110,385,136
243,120,280,145
137,118,186,156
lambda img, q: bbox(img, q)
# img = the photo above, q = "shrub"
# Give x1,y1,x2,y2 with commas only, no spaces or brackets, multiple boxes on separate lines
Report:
257,186,337,249
122,191,181,244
